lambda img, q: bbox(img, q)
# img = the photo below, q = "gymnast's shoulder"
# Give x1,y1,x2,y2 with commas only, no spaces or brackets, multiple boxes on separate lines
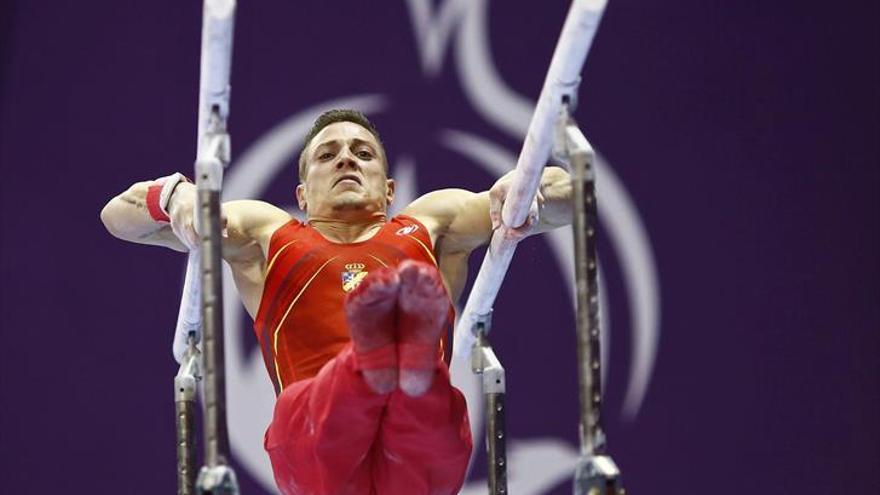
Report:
401,188,492,254
222,199,292,258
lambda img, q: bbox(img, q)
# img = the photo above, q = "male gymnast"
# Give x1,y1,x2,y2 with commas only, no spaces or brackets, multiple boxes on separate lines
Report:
101,109,573,494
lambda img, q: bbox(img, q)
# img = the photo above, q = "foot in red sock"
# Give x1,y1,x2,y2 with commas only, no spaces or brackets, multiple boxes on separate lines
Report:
397,260,450,397
345,266,400,394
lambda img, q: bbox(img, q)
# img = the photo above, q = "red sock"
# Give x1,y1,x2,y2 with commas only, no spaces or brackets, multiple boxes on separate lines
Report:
396,260,449,397
344,266,400,394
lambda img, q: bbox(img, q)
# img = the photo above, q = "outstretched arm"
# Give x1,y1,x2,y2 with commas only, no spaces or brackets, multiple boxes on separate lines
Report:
100,175,290,260
100,179,189,252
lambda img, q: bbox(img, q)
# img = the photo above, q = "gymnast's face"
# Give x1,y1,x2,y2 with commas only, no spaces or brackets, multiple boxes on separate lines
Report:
296,122,394,218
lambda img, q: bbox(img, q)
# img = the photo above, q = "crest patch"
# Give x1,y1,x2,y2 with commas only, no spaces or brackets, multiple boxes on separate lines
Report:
342,262,369,293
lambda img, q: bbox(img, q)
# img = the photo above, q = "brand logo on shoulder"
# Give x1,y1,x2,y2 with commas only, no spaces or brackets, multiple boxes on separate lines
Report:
396,225,419,236
341,262,369,293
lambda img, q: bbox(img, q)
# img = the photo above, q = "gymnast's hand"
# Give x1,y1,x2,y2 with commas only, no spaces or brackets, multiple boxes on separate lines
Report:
488,171,542,241
166,182,229,249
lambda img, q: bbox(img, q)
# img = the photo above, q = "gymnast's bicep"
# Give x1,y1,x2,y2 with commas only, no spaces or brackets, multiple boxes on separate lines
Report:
221,200,291,261
403,189,493,254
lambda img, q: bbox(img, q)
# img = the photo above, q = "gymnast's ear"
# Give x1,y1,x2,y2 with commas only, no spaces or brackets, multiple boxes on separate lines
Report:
385,178,395,206
295,184,307,211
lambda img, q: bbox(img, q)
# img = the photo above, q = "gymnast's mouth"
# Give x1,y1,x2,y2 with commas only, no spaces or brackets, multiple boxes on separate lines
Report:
334,174,363,187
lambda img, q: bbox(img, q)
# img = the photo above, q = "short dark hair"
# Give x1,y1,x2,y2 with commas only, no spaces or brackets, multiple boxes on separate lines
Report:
297,109,387,181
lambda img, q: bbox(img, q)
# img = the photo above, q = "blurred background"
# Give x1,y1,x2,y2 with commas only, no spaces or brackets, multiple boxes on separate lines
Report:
0,1,877,493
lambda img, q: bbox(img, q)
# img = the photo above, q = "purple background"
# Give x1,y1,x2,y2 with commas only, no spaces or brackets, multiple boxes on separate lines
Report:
1,1,878,493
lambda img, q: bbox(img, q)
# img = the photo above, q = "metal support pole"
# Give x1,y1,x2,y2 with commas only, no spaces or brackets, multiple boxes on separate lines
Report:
175,337,201,495
194,119,239,495
562,107,624,495
471,313,508,495
197,145,229,470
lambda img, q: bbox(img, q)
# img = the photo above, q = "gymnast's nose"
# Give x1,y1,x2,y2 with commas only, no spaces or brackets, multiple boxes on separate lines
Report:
335,149,358,170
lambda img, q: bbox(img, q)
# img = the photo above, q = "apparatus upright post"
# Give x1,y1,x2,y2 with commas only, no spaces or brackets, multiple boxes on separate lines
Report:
563,106,624,495
471,312,509,495
175,336,201,495
193,111,239,494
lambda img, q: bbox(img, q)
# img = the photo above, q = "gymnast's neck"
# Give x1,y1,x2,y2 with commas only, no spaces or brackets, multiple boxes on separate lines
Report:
306,210,388,244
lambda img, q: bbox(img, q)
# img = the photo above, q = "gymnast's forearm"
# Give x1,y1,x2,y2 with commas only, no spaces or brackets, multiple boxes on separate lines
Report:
100,179,188,252
537,166,574,230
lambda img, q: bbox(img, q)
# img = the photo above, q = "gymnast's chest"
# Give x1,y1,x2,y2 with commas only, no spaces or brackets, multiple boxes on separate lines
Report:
264,241,407,300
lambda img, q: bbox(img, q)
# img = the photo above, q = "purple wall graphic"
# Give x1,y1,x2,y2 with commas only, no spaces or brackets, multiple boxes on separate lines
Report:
1,1,877,494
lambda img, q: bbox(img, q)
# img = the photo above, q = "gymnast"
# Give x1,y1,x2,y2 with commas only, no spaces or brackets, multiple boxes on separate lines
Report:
100,109,573,494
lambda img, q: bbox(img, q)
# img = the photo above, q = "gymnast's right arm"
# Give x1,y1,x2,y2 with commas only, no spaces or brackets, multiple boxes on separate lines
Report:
100,175,290,259
100,178,189,252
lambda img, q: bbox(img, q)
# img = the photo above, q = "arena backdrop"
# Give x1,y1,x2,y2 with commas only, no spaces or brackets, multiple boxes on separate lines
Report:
0,1,877,494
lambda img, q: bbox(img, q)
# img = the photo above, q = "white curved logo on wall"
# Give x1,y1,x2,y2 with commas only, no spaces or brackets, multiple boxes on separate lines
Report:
221,0,660,492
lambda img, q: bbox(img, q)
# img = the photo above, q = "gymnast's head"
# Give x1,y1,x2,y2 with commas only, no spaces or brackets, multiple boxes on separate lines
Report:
295,109,394,218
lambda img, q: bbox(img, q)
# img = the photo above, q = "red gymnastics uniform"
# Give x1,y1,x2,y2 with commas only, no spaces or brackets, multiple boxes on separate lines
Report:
254,215,473,495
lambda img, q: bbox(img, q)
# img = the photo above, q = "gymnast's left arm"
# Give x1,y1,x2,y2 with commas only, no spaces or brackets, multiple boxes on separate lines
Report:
403,166,573,254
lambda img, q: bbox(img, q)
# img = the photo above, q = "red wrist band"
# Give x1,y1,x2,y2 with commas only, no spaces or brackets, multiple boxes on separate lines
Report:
146,173,190,223
146,179,170,222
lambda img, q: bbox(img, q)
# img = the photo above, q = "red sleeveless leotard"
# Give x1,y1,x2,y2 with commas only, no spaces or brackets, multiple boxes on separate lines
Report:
254,215,450,394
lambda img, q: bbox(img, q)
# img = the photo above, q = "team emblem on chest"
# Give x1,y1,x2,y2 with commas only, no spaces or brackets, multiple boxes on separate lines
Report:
342,262,369,293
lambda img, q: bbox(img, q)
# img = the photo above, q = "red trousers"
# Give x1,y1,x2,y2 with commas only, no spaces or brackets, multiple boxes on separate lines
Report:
264,346,473,495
